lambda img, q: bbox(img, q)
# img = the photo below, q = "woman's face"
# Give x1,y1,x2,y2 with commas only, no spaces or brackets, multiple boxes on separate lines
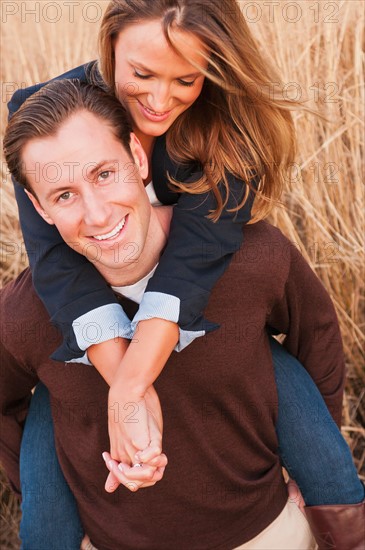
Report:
114,19,208,140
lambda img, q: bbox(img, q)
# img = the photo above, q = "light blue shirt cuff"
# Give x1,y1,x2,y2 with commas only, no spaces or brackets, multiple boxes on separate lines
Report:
66,352,93,366
130,291,205,352
72,304,133,351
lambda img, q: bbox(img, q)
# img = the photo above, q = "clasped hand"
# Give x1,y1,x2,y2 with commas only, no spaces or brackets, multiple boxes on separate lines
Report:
103,384,167,492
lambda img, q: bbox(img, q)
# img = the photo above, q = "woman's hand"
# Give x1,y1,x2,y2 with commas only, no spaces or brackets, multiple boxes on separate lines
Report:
287,479,305,514
107,383,163,464
103,451,168,493
103,390,167,492
107,383,150,464
106,319,177,465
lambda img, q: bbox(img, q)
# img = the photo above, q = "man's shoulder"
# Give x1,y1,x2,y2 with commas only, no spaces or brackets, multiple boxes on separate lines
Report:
7,62,96,118
240,221,297,272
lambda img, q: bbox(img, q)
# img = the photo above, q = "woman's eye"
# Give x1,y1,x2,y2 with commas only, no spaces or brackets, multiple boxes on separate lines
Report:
178,79,195,87
134,70,151,80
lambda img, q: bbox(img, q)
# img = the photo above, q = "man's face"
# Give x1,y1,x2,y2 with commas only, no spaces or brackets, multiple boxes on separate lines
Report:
22,110,151,278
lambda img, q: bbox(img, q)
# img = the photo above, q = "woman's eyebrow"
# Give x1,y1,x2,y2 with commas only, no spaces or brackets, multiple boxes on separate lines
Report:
129,60,201,79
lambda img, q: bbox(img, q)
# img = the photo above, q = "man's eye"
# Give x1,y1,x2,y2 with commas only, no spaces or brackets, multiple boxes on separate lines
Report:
98,170,111,180
57,192,72,202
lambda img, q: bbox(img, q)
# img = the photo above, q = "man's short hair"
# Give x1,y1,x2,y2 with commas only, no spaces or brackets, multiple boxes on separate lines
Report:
3,79,133,192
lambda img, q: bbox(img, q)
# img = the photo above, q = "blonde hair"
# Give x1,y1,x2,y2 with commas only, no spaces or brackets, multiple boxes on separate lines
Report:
98,0,300,221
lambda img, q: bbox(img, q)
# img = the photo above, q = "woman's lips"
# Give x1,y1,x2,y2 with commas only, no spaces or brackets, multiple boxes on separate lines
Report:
137,100,172,122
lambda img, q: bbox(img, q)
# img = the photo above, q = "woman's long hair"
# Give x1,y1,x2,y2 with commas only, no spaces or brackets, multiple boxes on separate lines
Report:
97,0,300,221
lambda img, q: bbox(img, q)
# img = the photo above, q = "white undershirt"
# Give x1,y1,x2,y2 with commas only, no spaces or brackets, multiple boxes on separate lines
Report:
145,181,162,206
111,265,158,305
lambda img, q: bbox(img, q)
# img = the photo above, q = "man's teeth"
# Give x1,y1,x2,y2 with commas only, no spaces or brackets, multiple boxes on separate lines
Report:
93,218,126,241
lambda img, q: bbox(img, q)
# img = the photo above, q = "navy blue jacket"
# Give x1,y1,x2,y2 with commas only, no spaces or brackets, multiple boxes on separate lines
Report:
8,62,255,361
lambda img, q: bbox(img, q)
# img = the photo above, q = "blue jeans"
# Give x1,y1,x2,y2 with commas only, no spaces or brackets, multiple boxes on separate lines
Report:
19,338,364,549
270,337,363,506
19,383,84,550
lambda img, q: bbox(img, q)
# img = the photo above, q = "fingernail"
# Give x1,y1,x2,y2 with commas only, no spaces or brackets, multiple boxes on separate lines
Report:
102,452,108,462
118,463,124,472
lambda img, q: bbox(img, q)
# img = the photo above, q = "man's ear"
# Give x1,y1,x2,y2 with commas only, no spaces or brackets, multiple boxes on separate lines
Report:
24,189,55,225
129,133,149,181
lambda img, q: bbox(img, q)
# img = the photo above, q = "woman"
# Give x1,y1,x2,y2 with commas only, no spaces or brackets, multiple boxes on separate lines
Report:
9,1,364,548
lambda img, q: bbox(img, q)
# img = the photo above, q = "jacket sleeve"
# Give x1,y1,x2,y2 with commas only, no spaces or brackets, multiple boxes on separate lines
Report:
8,66,132,363
131,135,257,350
0,341,38,495
267,235,345,427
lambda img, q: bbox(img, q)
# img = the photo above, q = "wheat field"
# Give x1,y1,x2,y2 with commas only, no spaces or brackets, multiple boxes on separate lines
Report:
0,1,364,547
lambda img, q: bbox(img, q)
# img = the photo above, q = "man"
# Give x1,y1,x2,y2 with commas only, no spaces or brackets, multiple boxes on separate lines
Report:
1,79,346,549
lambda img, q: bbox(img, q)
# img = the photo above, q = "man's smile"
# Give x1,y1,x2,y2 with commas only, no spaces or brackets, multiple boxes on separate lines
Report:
91,215,128,242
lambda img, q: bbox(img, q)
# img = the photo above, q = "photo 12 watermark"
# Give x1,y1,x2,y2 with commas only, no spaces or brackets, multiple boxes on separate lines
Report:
1,1,105,24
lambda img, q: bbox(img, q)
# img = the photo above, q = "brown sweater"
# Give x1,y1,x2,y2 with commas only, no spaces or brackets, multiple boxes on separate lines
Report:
0,222,345,550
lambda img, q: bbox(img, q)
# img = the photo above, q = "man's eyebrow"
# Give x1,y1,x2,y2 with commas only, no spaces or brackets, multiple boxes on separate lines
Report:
44,160,120,201
87,160,120,178
130,60,201,79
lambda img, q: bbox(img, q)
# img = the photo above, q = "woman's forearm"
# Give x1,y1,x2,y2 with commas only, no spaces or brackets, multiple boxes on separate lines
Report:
88,337,129,386
111,319,179,397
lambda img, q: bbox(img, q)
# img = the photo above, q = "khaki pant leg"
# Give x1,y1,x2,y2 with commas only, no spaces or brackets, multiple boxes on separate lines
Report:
233,500,318,550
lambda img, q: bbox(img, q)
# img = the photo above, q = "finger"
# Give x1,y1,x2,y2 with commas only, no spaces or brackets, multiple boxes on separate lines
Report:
140,466,166,486
108,461,142,492
135,410,162,463
104,470,121,493
141,453,168,469
119,462,159,482
109,441,137,466
102,453,123,493
135,441,162,463
124,466,166,490
103,453,165,491
103,453,120,476
102,451,117,470
287,479,305,511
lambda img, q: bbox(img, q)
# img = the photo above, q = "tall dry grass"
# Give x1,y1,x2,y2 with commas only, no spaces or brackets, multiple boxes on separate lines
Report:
0,1,364,547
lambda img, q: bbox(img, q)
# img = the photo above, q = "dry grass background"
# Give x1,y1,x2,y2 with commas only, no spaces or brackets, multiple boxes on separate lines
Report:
0,1,364,547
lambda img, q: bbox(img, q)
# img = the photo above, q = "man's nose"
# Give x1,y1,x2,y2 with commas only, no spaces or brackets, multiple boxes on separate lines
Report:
82,193,110,228
148,81,171,112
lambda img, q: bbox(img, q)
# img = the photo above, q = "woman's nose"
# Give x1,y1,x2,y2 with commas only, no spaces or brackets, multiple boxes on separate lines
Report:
147,81,171,112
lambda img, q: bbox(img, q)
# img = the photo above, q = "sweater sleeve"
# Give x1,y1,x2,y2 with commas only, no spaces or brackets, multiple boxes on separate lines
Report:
8,66,132,363
0,341,38,496
130,135,257,350
267,235,345,427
